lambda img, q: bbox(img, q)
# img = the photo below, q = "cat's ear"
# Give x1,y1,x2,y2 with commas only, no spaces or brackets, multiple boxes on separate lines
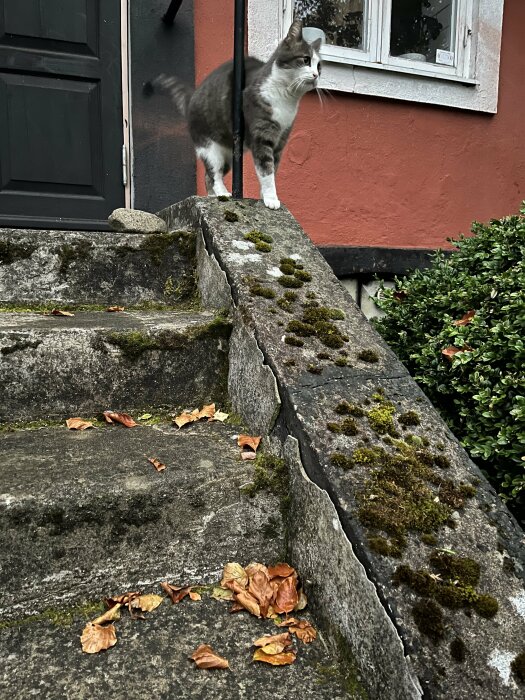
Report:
285,20,303,44
310,38,322,53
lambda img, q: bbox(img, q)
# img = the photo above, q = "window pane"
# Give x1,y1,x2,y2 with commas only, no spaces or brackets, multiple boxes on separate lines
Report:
294,1,366,51
390,0,456,64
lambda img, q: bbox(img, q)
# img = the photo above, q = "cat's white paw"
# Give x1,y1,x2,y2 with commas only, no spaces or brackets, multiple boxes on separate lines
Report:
263,195,281,210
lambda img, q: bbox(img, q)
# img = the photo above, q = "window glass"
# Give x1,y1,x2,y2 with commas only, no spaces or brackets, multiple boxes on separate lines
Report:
390,0,456,64
294,1,367,51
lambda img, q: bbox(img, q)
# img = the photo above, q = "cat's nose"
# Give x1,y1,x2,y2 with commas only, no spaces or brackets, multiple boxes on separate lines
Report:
312,72,319,80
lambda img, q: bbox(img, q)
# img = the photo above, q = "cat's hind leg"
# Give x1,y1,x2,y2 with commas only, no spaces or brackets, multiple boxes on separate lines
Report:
196,141,231,197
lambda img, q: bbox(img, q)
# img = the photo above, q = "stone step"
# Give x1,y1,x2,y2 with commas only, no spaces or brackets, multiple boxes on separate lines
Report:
0,228,196,307
0,421,282,614
0,311,230,422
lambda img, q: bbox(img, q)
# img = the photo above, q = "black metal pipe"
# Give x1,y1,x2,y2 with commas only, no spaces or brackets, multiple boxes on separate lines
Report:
162,0,183,25
232,0,246,199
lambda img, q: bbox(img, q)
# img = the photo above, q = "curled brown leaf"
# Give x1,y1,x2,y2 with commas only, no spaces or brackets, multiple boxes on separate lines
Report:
273,575,298,614
80,623,117,654
51,309,75,317
131,594,164,613
147,456,166,472
106,306,125,312
253,632,292,648
103,411,137,427
268,563,296,579
190,643,229,669
253,648,296,666
161,582,192,604
66,417,95,431
92,603,121,625
453,310,476,326
220,562,248,591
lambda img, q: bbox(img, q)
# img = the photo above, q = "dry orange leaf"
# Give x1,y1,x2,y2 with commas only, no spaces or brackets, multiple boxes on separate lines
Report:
106,306,125,312
66,417,95,431
237,435,261,452
51,309,75,317
174,404,217,428
268,563,296,579
147,456,166,472
248,570,273,618
273,575,298,614
161,582,198,604
189,590,202,601
92,603,121,625
81,622,117,654
253,648,296,666
174,411,197,428
234,590,261,618
198,403,216,419
253,632,292,648
103,411,137,427
221,562,249,591
453,310,476,326
441,345,472,362
131,594,163,613
105,591,140,608
278,618,317,644
190,644,229,669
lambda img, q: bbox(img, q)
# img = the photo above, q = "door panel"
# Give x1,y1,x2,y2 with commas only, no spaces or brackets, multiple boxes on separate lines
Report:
0,0,123,229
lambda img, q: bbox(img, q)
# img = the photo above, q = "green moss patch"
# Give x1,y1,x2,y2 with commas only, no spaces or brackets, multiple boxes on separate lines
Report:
244,230,273,251
357,349,380,363
450,637,467,662
398,411,421,427
331,453,354,470
278,275,303,288
413,599,444,643
0,240,36,265
511,651,525,683
250,284,276,299
57,240,92,275
224,209,239,222
0,600,104,630
335,401,365,418
243,453,290,517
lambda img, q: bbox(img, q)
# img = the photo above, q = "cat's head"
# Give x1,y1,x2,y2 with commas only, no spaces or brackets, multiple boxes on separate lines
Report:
274,20,322,94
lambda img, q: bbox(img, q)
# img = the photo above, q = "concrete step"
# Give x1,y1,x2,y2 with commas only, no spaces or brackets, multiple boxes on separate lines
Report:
0,228,197,307
0,421,283,614
0,311,230,422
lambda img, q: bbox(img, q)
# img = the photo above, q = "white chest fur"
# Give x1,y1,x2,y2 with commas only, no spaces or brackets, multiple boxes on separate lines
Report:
260,72,299,132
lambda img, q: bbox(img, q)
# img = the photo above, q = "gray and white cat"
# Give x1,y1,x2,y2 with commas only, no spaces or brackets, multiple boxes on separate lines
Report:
146,20,321,210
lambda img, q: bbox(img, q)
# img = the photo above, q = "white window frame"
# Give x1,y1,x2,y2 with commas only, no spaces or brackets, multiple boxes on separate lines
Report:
248,0,505,113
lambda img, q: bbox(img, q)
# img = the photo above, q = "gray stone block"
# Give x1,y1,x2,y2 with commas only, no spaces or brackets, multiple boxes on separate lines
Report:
108,208,168,234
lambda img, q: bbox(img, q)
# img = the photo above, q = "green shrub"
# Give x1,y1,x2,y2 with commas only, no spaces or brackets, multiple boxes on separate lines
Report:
375,206,525,520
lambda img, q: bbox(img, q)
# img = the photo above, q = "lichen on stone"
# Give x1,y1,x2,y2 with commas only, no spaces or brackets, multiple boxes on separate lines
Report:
330,453,354,470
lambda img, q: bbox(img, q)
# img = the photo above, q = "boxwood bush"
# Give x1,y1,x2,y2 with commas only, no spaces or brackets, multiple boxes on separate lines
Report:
375,206,525,523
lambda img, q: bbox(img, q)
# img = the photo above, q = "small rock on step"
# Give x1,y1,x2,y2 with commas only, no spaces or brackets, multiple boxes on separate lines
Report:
108,208,168,234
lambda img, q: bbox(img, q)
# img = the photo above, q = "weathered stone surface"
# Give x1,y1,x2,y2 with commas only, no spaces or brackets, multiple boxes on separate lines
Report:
195,229,233,311
0,311,229,421
108,208,168,234
0,593,356,699
0,422,282,614
0,228,195,306
159,197,525,699
285,436,422,700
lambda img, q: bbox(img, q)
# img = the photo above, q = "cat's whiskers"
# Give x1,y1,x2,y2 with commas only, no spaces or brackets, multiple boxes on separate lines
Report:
315,87,325,110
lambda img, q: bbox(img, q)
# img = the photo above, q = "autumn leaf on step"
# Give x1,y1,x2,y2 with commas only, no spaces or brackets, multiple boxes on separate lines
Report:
238,434,261,460
253,632,292,648
253,647,296,666
190,644,229,669
147,456,166,472
452,310,476,326
81,622,117,654
234,590,261,618
103,411,138,427
66,417,95,431
268,563,296,579
160,582,200,604
174,411,197,428
106,306,125,312
210,410,229,422
248,569,273,618
91,603,122,625
220,562,249,591
273,574,298,614
189,590,202,601
278,617,317,644
197,403,215,419
294,587,308,611
51,309,75,317
211,587,234,602
130,594,163,613
104,591,140,612
174,404,215,428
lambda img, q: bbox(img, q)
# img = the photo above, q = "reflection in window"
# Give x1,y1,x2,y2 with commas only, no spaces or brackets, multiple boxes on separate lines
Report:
390,0,456,63
294,0,366,51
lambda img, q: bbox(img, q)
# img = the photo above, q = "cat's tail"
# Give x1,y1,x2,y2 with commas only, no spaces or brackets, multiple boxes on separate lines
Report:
143,74,193,118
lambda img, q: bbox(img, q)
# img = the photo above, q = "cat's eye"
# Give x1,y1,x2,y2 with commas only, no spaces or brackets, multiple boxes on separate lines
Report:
302,56,311,66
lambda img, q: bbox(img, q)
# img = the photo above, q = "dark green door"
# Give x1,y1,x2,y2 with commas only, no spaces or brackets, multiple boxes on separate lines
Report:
0,0,125,230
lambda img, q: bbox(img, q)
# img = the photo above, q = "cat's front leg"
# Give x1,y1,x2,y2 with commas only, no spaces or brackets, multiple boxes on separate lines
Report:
252,139,280,210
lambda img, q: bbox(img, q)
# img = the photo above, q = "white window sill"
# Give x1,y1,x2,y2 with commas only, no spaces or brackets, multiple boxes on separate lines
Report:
247,0,504,114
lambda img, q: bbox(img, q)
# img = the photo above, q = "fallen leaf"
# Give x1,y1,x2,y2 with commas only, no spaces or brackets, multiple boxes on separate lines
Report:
138,413,153,421
453,310,476,326
104,591,140,609
174,404,216,428
273,575,298,614
268,563,296,579
106,306,125,312
221,562,249,591
211,587,234,602
197,403,215,419
441,345,472,361
294,588,308,611
229,601,245,613
253,648,296,666
248,569,273,618
253,632,292,648
234,590,261,618
51,309,75,317
66,417,95,431
189,590,202,601
147,456,166,472
92,604,122,625
279,618,317,644
81,623,117,654
161,582,193,604
131,594,164,613
210,410,229,422
277,617,299,628
190,643,229,669
245,562,269,578
237,435,261,452
174,411,197,428
103,411,138,427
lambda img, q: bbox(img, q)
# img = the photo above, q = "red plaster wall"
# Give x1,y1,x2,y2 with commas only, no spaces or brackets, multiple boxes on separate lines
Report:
193,0,525,249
